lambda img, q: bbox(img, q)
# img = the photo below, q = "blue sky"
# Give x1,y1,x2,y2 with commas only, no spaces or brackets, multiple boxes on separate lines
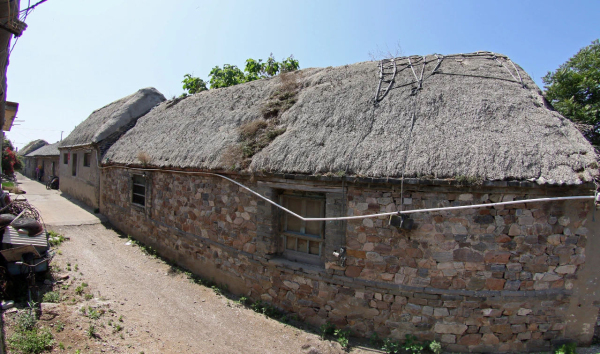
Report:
6,0,600,149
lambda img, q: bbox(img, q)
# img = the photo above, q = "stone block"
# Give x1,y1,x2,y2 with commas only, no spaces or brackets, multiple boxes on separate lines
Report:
433,322,468,335
482,308,503,317
518,216,534,226
517,308,532,316
347,249,366,259
547,234,561,246
467,277,486,290
434,308,450,317
555,265,576,274
283,280,300,290
484,251,511,264
459,194,473,201
366,252,383,262
394,273,406,284
558,216,570,226
511,324,527,333
504,280,521,291
481,333,500,345
405,303,422,315
486,278,506,290
508,224,521,236
458,334,482,346
466,325,479,334
474,215,494,224
541,273,562,282
454,248,483,262
441,334,456,343
433,252,454,262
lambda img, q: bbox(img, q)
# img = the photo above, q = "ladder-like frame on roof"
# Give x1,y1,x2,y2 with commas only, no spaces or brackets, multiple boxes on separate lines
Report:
373,58,397,104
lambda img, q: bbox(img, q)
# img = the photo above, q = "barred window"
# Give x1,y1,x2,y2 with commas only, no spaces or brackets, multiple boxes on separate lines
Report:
280,192,325,264
132,174,146,206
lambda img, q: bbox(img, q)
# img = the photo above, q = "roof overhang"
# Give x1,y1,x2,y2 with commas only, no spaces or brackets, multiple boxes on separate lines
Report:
2,101,18,131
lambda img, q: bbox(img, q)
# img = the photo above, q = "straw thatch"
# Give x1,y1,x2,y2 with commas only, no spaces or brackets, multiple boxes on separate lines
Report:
18,139,48,156
104,52,598,185
25,142,60,157
59,87,165,148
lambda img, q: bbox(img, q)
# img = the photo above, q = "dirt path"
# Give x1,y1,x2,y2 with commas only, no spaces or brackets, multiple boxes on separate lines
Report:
49,223,369,354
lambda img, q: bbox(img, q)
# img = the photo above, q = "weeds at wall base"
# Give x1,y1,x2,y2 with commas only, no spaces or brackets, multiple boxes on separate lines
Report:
8,303,54,354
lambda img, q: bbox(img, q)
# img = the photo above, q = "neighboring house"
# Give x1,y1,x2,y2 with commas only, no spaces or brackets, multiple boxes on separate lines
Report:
100,52,598,352
18,139,48,157
24,142,60,182
58,88,165,209
19,139,48,178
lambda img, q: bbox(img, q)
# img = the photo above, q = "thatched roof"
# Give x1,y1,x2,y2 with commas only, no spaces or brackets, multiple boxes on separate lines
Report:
104,52,598,185
18,139,48,156
25,142,60,157
59,88,165,148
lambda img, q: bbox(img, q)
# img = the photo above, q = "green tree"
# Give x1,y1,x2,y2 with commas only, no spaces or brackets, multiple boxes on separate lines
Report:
280,55,300,73
182,74,208,95
244,58,264,82
182,54,300,92
543,39,600,126
209,64,247,89
263,54,280,77
244,54,299,82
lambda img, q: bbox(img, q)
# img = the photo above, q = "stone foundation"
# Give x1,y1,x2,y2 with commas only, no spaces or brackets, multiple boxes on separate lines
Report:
100,167,598,352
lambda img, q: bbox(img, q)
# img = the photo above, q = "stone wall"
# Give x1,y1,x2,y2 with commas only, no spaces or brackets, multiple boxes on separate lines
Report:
100,167,598,352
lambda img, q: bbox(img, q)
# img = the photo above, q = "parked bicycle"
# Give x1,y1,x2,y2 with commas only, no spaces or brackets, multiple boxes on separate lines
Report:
46,176,59,190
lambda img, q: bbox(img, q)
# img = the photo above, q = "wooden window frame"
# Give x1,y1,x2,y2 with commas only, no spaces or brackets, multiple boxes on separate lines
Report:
83,152,91,167
131,174,146,207
279,192,325,265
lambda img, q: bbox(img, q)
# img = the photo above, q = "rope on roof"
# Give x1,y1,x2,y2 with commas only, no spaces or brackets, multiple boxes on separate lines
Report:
375,52,526,103
431,54,444,74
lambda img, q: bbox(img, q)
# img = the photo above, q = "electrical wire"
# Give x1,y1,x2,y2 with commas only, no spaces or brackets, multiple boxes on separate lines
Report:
100,165,596,222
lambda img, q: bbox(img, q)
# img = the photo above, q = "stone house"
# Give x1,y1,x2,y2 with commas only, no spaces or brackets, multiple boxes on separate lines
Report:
99,52,599,352
23,142,60,182
58,88,165,208
18,139,48,177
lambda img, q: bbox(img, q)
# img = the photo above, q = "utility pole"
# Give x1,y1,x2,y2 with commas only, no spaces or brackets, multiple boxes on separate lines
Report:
61,130,63,141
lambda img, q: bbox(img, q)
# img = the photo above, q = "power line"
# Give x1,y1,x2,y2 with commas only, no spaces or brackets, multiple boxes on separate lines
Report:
19,0,47,13
11,127,64,132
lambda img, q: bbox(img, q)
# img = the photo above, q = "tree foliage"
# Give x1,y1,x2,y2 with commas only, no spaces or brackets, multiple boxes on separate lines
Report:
182,74,208,95
181,54,299,95
543,39,600,126
209,64,247,89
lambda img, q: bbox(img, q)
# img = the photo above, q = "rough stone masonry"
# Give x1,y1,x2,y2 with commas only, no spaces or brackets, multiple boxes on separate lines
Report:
100,168,598,353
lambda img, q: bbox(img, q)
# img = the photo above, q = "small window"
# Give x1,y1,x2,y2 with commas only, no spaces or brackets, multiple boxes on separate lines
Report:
63,153,68,164
83,153,91,167
280,192,325,263
71,153,77,176
132,174,146,206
